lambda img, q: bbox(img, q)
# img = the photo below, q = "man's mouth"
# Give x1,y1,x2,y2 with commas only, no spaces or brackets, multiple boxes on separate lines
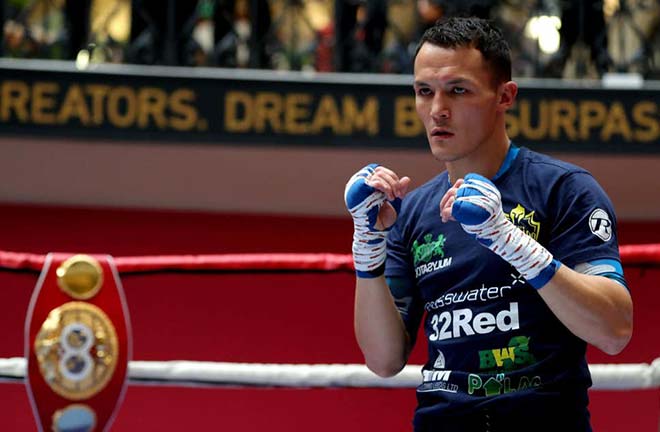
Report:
431,128,454,139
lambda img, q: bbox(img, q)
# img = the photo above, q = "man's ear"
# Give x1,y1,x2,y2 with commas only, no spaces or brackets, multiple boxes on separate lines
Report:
497,81,518,112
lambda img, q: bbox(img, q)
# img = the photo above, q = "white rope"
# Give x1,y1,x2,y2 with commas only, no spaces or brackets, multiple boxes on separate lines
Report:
2,357,660,390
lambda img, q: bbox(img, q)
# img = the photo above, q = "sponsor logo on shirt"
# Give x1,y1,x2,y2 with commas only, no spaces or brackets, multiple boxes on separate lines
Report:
419,369,459,393
478,335,537,372
468,372,542,397
412,233,453,278
425,277,521,341
433,350,446,369
424,284,512,312
468,336,542,397
428,302,520,341
589,208,613,241
506,204,541,240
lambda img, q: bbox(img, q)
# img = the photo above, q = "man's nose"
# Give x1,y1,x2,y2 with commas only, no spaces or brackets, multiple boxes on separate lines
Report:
430,94,450,121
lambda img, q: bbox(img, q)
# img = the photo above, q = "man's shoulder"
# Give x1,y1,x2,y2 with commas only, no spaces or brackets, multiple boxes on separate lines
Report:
513,147,612,208
517,147,589,177
514,147,602,193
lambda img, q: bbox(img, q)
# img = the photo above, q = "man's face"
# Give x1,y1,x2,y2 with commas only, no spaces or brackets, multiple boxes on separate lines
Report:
413,43,503,163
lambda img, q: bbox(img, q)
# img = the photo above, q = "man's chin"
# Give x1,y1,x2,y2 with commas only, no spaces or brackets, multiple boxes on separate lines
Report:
429,144,458,163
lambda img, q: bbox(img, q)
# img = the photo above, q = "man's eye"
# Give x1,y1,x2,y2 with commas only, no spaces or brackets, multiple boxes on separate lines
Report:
452,87,467,94
416,88,432,96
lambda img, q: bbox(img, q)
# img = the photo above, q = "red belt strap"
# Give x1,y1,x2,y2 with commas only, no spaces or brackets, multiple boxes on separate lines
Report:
25,253,131,431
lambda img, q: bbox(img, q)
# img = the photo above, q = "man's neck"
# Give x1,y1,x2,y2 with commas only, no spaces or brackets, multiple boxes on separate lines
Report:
446,136,511,185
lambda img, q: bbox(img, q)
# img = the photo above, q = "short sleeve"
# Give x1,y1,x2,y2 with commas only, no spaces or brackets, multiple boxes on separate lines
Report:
385,216,414,279
385,216,424,347
547,172,622,269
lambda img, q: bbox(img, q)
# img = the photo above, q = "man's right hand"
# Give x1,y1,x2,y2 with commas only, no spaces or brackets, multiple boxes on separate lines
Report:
344,164,410,278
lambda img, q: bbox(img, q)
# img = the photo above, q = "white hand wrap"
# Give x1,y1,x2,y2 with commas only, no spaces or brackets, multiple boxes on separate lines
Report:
452,174,559,289
344,164,390,278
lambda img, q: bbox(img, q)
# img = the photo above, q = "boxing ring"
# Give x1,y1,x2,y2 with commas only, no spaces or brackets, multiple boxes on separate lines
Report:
1,245,659,430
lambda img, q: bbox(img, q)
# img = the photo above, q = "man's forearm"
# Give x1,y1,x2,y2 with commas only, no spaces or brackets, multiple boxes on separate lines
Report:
354,276,410,377
537,266,633,355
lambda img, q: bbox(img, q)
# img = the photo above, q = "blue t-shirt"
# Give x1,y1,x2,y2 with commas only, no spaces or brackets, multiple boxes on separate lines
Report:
385,146,625,431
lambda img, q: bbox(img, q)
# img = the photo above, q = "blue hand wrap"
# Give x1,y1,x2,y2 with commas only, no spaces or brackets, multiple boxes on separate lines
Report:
452,173,560,289
344,164,400,278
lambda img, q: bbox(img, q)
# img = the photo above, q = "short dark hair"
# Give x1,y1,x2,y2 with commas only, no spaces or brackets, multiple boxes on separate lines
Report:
415,17,512,85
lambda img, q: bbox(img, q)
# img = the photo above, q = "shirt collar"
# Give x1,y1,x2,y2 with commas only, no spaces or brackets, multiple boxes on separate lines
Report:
492,143,519,182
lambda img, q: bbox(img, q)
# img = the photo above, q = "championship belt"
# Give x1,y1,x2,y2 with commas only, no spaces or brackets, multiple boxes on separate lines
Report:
25,253,132,432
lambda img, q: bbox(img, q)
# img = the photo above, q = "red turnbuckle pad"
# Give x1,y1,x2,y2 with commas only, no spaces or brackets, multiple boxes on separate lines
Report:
25,253,132,432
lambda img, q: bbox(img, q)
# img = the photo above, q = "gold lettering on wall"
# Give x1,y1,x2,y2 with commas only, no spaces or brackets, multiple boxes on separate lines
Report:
312,95,343,133
285,93,312,134
255,92,283,133
0,80,203,130
393,96,422,137
223,91,379,135
107,86,136,128
343,96,378,135
86,84,110,125
169,89,198,130
632,102,659,142
1,80,29,122
578,100,606,140
507,98,659,145
602,102,632,141
57,84,91,125
225,91,252,132
549,100,578,140
518,100,548,140
32,82,59,124
1,78,658,148
137,87,167,128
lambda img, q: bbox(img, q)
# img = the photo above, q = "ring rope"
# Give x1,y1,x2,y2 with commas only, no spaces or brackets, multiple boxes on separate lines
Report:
1,357,659,390
0,251,355,273
1,244,659,274
2,247,658,391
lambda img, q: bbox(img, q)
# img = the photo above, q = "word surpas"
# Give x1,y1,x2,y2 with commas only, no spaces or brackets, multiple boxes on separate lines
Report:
507,99,659,143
